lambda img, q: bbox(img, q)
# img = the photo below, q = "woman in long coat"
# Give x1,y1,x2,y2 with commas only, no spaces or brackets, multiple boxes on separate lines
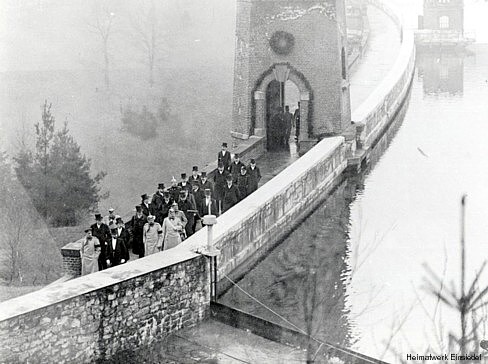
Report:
161,208,184,250
143,215,163,256
80,228,101,276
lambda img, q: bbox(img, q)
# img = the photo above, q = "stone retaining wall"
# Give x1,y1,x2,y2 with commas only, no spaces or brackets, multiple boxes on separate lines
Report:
352,0,416,151
0,252,210,363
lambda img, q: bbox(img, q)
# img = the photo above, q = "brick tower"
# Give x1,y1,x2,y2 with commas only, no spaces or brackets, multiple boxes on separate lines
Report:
231,0,351,154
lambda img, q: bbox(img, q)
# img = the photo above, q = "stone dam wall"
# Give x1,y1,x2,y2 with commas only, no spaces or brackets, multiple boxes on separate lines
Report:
0,1,415,362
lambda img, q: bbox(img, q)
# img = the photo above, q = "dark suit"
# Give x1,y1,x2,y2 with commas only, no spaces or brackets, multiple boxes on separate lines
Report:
128,213,147,257
237,174,249,200
178,198,197,237
106,237,128,267
141,202,151,217
189,175,201,187
150,192,165,223
200,179,214,196
197,197,218,218
168,186,181,202
116,227,130,261
247,165,262,194
222,183,240,212
213,170,228,212
230,161,245,183
91,222,111,270
218,151,232,171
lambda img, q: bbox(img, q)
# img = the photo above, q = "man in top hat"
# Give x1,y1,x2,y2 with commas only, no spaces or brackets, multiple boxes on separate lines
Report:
214,161,228,215
91,212,111,270
218,142,232,171
178,190,197,237
200,171,213,195
168,177,181,202
222,173,240,212
178,173,196,207
189,166,201,186
247,158,262,194
151,183,166,224
230,153,245,183
78,227,101,276
116,217,130,262
106,225,128,267
128,205,147,258
140,194,151,217
104,207,117,226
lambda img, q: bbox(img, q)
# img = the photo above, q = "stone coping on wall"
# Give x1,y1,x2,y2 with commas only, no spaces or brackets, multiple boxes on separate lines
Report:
179,136,346,253
351,1,414,124
0,247,199,322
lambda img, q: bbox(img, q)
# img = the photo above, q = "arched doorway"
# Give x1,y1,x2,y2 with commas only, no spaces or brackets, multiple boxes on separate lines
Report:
253,64,312,151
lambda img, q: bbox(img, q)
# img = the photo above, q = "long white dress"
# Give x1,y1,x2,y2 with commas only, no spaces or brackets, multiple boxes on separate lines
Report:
143,222,163,256
79,237,100,276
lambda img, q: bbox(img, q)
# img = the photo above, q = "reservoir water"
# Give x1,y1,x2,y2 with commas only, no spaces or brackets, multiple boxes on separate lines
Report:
221,45,488,362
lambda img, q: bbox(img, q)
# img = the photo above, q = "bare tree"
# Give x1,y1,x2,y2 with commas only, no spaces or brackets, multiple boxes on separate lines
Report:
87,0,117,89
129,0,166,86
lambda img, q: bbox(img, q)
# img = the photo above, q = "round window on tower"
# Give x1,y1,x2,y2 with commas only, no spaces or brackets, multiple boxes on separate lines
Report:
269,31,295,55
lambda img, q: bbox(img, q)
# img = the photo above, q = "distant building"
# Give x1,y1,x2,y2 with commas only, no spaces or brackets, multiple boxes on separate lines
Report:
416,0,474,47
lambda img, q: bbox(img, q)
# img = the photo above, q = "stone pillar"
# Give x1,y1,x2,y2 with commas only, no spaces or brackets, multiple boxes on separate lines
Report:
297,92,316,155
254,91,266,137
61,241,82,278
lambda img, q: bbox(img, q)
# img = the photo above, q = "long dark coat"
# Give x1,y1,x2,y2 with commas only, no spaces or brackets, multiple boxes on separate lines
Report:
218,151,232,171
200,179,214,196
230,161,245,183
91,222,111,270
222,183,241,212
168,186,181,202
141,202,151,217
128,213,147,256
247,165,262,194
197,197,218,218
178,198,197,237
106,237,128,267
150,192,165,223
116,227,131,261
214,170,228,202
237,173,249,200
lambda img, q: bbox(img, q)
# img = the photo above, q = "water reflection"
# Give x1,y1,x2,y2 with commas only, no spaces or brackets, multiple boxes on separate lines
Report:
417,49,465,96
219,88,412,352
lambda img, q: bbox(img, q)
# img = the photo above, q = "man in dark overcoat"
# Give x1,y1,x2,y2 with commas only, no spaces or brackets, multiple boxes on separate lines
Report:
128,205,147,258
150,183,165,224
217,142,232,171
223,174,240,212
91,213,111,270
230,153,245,183
106,227,128,267
178,190,197,237
214,161,228,214
200,171,214,195
247,158,262,194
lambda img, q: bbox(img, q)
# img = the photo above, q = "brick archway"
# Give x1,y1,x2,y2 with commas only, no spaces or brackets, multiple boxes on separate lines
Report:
251,63,313,141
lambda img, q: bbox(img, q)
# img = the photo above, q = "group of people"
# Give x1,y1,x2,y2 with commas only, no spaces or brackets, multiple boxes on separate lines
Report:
78,142,262,275
268,103,301,149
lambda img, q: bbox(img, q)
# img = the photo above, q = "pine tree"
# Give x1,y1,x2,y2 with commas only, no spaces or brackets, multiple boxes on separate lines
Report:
14,101,107,226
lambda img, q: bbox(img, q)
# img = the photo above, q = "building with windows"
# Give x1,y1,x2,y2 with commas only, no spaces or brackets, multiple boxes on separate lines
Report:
416,0,474,47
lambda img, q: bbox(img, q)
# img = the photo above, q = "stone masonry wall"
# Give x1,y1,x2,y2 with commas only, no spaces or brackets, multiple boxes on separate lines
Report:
0,255,210,363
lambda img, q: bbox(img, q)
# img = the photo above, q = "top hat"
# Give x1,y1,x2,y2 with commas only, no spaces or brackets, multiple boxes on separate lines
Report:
158,183,165,189
234,153,239,159
135,205,142,212
222,142,228,148
141,194,149,200
181,173,187,179
250,158,256,164
95,213,102,220
201,171,207,177
192,166,198,172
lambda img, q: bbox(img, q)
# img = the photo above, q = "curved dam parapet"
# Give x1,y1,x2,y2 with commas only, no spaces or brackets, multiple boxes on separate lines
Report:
0,1,416,362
